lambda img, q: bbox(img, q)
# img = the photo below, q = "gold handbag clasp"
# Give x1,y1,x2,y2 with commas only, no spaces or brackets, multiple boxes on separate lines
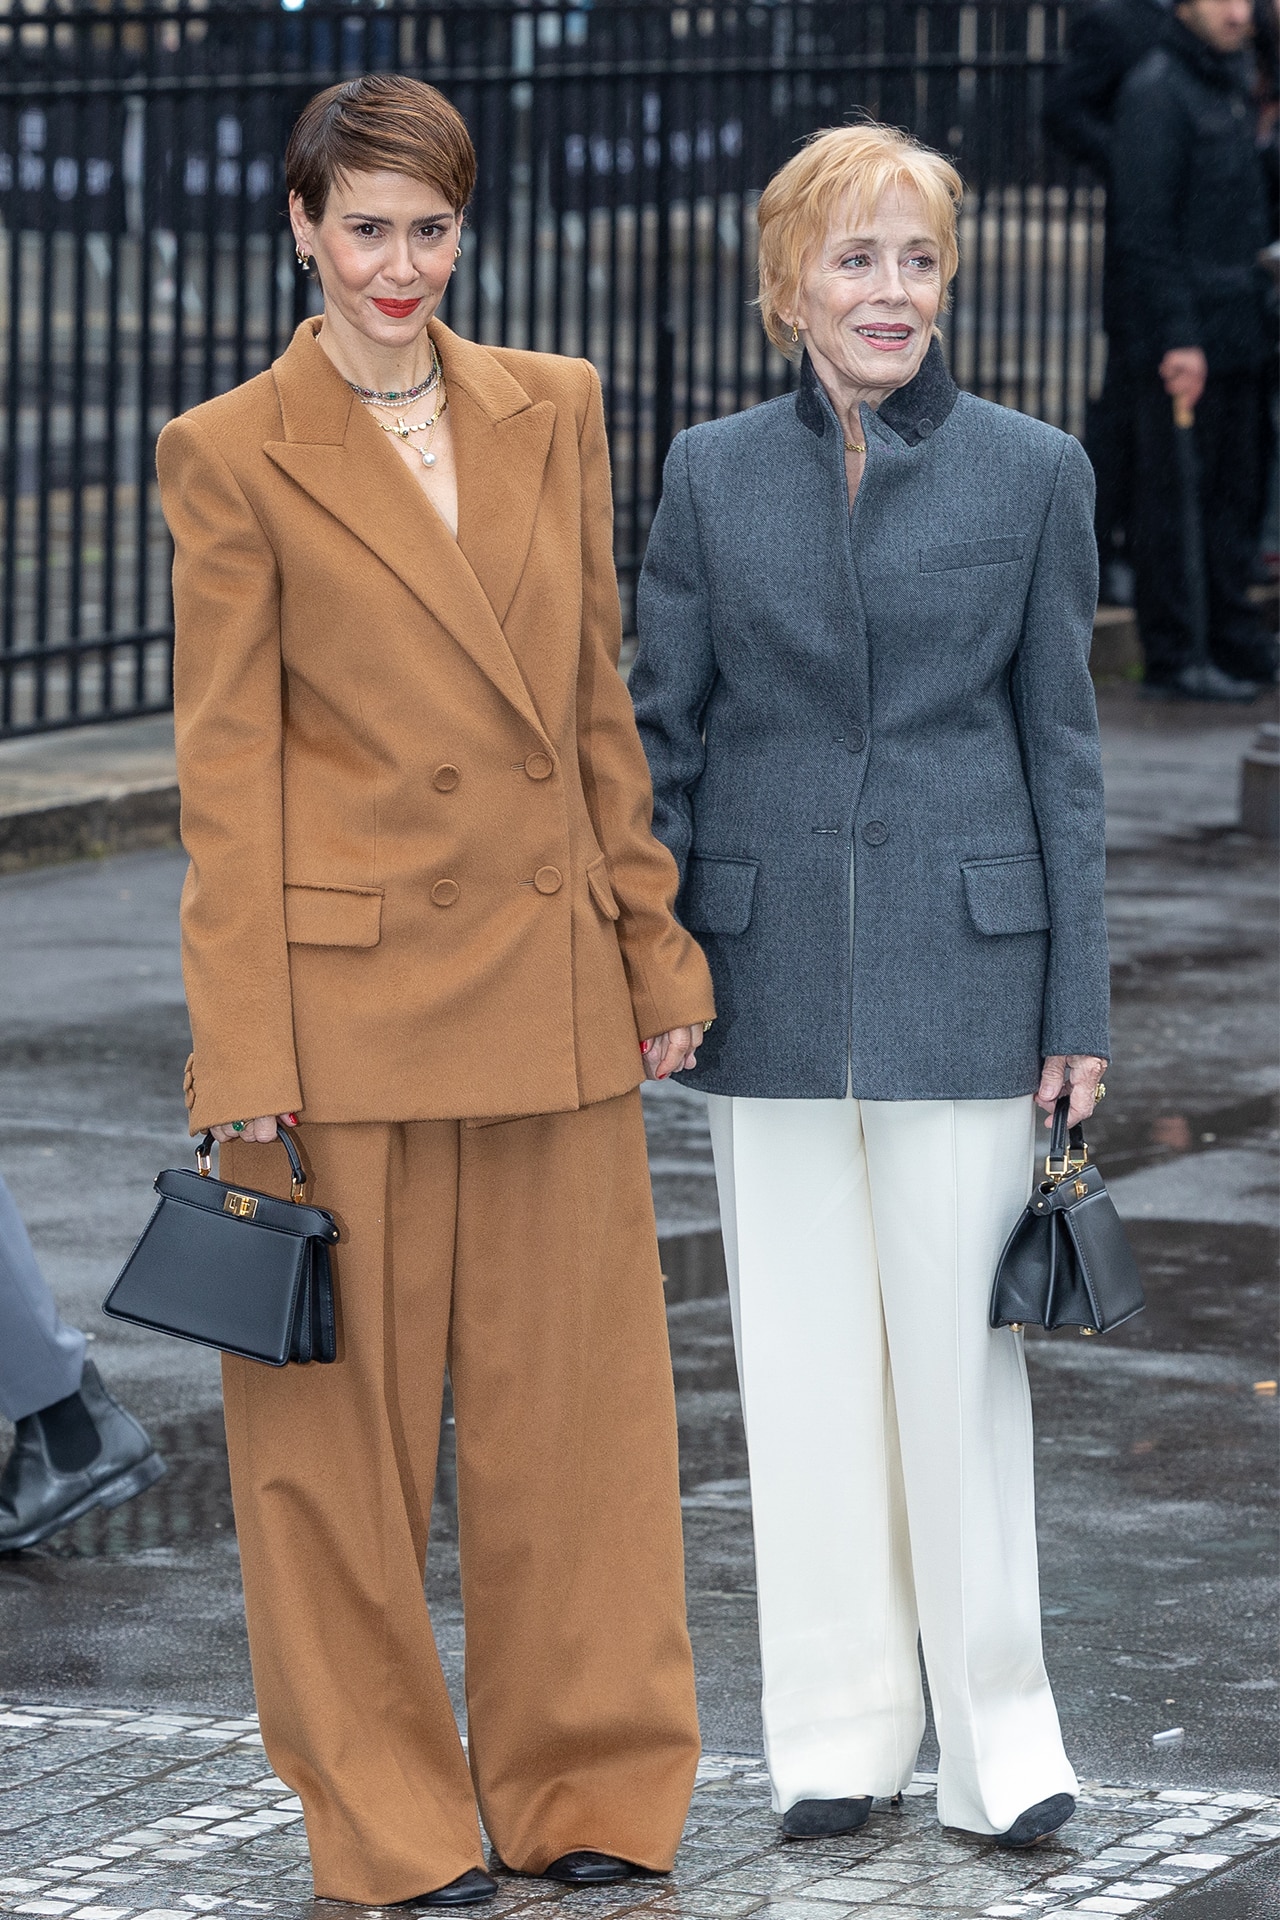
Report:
1045,1142,1089,1182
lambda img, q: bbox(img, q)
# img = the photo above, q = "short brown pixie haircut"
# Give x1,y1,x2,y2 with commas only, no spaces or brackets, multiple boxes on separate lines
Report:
285,74,476,222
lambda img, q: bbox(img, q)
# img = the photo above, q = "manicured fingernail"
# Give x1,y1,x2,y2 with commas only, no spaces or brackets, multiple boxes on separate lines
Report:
284,1113,298,1126
641,1039,651,1053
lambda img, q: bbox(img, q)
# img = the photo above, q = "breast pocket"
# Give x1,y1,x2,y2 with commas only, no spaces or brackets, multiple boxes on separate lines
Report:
961,853,1050,936
920,534,1026,573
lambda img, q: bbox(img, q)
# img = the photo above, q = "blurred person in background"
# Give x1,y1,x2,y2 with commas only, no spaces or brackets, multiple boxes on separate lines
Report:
1046,0,1172,605
1110,0,1278,697
1250,0,1279,582
0,1172,163,1551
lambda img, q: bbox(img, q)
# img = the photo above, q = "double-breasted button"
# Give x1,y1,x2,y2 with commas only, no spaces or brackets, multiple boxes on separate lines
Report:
431,879,460,907
524,751,554,781
534,866,563,895
862,820,889,846
838,727,867,754
432,765,460,793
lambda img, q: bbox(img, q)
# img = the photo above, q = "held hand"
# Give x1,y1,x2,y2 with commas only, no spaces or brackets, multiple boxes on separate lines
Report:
1035,1057,1106,1131
208,1113,298,1146
641,1025,704,1081
1159,347,1207,412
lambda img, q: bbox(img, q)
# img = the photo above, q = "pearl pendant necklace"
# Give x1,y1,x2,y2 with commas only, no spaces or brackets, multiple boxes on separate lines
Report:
365,388,448,465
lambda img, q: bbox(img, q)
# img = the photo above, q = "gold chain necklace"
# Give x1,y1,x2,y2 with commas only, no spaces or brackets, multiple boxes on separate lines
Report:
364,385,449,467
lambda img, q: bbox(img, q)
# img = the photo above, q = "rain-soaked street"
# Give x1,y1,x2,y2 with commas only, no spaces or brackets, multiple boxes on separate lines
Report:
0,686,1276,1918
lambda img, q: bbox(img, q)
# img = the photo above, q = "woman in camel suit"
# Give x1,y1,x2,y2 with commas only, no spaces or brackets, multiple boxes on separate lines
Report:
156,75,713,1911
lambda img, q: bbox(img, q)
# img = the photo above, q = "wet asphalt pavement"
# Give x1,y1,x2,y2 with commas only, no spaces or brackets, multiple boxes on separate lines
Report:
0,685,1276,1915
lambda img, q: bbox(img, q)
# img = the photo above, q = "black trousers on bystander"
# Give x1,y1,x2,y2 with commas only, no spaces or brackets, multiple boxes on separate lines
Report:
1129,367,1276,685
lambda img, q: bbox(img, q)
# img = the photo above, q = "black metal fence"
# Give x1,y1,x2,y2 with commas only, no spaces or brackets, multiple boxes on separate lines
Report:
0,0,1104,735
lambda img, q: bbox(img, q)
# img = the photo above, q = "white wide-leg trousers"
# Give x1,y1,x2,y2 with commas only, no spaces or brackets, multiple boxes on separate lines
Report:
704,1091,1077,1835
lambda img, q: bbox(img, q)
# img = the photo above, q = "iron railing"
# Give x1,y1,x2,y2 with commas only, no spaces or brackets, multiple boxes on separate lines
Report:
0,0,1104,735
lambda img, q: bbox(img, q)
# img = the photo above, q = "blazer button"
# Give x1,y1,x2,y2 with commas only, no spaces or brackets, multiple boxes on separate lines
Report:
431,879,460,907
862,820,889,846
841,727,867,753
524,752,554,781
534,866,563,895
432,765,460,793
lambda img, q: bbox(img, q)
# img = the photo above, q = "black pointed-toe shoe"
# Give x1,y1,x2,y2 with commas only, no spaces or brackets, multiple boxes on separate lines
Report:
408,1870,498,1906
781,1798,874,1839
995,1794,1076,1850
541,1853,634,1886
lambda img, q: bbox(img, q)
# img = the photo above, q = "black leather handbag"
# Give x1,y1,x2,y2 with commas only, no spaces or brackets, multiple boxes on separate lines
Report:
990,1093,1144,1336
104,1130,340,1365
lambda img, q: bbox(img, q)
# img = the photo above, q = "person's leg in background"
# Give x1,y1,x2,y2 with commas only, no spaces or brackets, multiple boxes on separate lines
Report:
1197,370,1279,685
0,1170,163,1551
705,1092,924,1826
862,1097,1077,1840
1085,344,1136,606
1129,372,1262,700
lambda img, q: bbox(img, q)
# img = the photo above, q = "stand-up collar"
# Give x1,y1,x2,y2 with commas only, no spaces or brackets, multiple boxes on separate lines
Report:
796,337,960,448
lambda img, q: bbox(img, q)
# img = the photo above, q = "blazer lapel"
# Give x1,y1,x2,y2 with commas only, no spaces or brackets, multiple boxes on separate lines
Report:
446,332,556,630
264,320,552,744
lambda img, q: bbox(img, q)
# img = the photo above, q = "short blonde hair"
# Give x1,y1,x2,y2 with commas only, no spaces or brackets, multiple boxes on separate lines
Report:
757,122,963,358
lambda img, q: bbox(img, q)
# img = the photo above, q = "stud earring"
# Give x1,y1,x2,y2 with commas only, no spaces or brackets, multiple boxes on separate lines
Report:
790,322,799,345
295,244,310,270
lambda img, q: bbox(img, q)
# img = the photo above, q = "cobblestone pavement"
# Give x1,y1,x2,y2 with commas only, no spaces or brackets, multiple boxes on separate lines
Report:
2,1708,1278,1920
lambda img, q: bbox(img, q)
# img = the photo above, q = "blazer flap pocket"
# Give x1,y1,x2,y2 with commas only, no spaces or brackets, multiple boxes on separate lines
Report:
586,856,620,921
920,534,1025,572
962,854,1050,936
284,884,383,948
682,855,758,935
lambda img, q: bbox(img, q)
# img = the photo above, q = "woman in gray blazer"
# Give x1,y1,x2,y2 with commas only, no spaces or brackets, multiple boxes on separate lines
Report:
631,123,1108,1854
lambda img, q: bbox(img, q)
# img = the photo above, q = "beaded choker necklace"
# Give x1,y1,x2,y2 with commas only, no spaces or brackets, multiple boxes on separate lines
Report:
346,349,440,408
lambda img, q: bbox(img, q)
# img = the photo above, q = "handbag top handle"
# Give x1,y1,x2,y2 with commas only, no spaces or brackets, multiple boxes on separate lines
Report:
196,1126,307,1202
1046,1092,1089,1182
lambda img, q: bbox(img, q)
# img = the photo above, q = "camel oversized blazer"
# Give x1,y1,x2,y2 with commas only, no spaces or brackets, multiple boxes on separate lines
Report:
157,317,714,1133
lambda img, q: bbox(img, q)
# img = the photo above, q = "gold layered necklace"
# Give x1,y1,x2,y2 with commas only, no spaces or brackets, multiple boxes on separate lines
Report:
355,347,448,467
366,386,449,467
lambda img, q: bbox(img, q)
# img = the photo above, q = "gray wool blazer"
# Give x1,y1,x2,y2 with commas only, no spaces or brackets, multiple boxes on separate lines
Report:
630,342,1110,1101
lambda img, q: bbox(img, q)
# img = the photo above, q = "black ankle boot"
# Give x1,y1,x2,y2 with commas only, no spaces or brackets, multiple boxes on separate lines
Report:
0,1363,164,1552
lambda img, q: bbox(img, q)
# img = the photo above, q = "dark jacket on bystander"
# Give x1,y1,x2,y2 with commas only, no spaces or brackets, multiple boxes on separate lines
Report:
1109,16,1272,374
1045,0,1171,178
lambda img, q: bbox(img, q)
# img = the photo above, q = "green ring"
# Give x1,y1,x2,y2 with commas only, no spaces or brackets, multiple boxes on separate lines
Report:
231,1120,246,1133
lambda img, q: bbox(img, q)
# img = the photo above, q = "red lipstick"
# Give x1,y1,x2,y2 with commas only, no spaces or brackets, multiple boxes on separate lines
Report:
372,297,422,318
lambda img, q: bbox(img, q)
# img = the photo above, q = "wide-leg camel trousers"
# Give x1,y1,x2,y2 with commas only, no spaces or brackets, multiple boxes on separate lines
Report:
704,1092,1077,1836
219,1092,699,1905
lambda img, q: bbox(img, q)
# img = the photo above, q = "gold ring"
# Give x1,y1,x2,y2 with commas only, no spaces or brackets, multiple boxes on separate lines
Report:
1094,1083,1106,1102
